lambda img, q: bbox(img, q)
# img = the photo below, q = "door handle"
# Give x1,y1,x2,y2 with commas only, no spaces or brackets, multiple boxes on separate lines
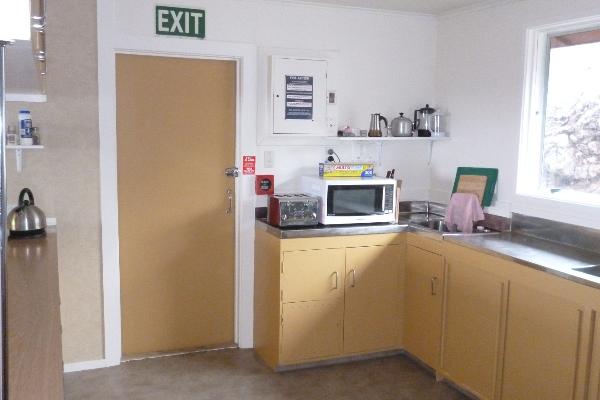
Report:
332,271,338,290
351,269,356,288
225,167,239,178
431,276,438,296
225,189,233,214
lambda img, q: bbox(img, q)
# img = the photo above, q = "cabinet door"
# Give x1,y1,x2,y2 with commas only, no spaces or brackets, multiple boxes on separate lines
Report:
404,245,444,369
282,248,345,303
343,245,402,355
280,300,343,363
501,282,585,400
442,258,506,400
589,310,600,400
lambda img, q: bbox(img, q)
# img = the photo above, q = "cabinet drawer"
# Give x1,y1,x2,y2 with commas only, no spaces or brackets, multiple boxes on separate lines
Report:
280,300,343,364
282,249,345,303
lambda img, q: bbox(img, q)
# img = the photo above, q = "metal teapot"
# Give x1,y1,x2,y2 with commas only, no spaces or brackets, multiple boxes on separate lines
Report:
7,188,47,238
390,113,414,137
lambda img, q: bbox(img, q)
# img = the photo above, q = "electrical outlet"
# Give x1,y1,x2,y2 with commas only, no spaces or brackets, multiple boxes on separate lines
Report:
264,151,274,168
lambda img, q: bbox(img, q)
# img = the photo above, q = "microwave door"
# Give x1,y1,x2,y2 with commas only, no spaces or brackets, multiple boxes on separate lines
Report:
327,185,384,216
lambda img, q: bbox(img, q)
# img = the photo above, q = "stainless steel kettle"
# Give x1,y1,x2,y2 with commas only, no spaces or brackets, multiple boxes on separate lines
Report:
390,113,414,137
368,113,388,137
7,188,47,237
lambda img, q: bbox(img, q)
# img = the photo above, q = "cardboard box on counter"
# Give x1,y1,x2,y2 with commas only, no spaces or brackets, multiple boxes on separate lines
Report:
319,163,375,177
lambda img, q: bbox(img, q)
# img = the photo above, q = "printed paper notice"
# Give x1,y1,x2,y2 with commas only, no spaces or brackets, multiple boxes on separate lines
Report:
242,155,256,175
285,75,313,120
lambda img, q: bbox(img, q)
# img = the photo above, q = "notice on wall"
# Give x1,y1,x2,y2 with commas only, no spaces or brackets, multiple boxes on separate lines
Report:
242,155,256,175
285,75,313,120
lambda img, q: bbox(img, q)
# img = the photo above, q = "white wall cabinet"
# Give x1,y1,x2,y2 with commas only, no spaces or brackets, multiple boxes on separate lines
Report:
270,56,337,136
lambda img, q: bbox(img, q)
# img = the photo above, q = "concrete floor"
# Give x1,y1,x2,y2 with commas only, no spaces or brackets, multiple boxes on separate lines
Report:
64,349,468,400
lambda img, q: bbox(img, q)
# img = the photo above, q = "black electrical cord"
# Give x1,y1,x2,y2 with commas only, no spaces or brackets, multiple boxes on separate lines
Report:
327,149,341,162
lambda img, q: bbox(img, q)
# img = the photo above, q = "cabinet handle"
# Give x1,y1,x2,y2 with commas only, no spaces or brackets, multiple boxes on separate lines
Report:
351,269,356,288
431,277,438,296
333,271,338,290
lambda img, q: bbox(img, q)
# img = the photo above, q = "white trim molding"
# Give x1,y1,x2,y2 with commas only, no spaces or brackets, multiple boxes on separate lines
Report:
64,358,120,374
515,14,600,229
97,0,258,370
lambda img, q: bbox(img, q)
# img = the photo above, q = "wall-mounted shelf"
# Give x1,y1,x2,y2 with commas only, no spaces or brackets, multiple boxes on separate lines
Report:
6,145,44,172
337,136,450,142
338,136,450,165
5,93,47,103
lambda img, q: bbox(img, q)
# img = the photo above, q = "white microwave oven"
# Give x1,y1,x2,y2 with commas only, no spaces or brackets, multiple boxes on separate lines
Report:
302,176,397,225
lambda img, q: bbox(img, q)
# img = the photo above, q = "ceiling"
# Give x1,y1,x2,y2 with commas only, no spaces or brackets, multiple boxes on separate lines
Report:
274,0,507,15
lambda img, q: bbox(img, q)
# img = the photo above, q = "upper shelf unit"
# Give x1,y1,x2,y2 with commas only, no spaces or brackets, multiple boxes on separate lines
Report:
338,136,450,165
6,145,44,172
337,136,450,142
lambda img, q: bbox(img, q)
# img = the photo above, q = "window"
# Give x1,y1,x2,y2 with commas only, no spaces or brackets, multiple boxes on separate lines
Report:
518,19,600,205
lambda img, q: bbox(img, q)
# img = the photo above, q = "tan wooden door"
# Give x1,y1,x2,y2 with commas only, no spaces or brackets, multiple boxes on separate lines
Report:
500,282,585,400
404,245,444,369
116,54,236,356
343,245,402,355
441,258,506,400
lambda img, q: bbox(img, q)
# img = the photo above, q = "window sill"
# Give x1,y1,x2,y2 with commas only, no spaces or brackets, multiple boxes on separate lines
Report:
513,192,600,230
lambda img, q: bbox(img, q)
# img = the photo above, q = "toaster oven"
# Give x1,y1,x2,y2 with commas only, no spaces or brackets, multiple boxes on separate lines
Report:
267,194,319,227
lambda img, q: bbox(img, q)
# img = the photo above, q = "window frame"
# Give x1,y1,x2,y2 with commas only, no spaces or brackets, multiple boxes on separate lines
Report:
517,16,600,206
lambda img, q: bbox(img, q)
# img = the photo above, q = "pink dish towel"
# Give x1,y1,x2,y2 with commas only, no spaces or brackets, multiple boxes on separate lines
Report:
444,193,485,233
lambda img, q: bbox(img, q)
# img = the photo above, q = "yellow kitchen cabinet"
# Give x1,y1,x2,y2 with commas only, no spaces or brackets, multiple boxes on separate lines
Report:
443,241,600,400
441,256,506,400
254,227,404,369
281,248,345,303
404,238,444,369
280,300,344,363
279,248,346,364
588,310,600,400
500,280,587,400
343,245,403,355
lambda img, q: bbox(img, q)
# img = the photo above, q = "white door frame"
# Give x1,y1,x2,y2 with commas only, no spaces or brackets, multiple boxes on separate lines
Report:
96,1,257,370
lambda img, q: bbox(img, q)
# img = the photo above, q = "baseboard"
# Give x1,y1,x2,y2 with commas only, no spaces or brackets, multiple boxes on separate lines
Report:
64,358,120,373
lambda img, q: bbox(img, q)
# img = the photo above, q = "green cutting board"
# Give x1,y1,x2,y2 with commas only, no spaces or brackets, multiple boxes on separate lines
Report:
451,167,498,207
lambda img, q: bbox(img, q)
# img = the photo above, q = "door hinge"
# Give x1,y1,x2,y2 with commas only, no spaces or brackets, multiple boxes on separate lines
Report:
281,312,284,327
281,261,284,274
280,290,283,302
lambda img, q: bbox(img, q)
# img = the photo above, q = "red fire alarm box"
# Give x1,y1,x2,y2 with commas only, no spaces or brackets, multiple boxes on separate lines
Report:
255,175,274,195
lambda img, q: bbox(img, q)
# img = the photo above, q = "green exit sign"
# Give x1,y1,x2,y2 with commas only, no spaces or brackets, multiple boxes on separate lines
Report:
155,6,206,39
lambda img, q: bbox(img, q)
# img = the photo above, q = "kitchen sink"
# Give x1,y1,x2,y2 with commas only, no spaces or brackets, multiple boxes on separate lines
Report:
414,219,454,233
572,265,600,278
401,212,498,235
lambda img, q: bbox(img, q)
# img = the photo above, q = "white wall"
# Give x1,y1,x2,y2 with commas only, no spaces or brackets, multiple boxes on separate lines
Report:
433,0,600,226
115,0,438,199
97,0,438,363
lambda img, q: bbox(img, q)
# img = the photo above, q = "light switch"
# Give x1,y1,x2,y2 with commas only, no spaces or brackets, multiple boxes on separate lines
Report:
264,151,274,168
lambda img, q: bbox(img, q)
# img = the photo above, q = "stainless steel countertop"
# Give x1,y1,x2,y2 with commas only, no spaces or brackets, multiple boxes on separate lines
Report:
256,218,600,290
255,218,409,239
445,233,600,290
